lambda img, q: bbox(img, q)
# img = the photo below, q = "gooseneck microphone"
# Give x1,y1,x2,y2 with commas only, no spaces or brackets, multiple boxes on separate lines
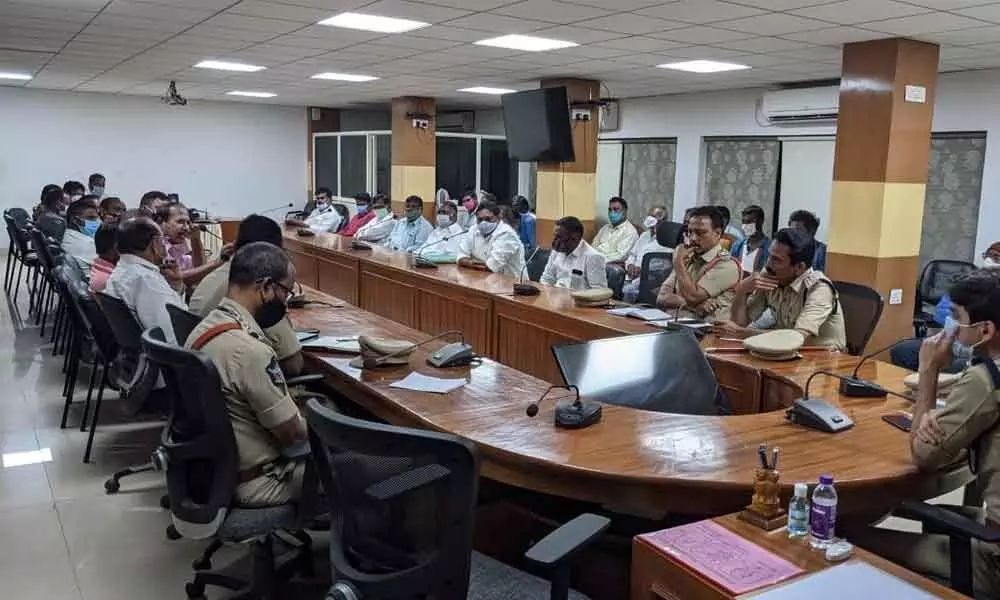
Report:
195,224,225,242
514,246,541,296
806,369,910,403
263,202,295,214
412,235,454,269
839,338,915,397
526,384,602,429
362,330,464,369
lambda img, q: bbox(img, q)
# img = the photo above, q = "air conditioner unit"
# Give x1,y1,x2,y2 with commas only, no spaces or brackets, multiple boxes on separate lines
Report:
761,86,839,124
436,111,475,132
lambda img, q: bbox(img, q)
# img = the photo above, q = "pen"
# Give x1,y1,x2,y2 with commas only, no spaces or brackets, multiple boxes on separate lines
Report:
758,443,768,469
772,447,780,471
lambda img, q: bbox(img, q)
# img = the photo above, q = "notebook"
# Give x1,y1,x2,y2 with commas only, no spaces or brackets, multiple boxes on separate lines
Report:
639,520,803,596
607,307,672,321
747,561,940,599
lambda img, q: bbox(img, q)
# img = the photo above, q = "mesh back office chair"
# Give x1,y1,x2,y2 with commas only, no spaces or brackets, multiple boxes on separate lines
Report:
306,399,610,600
655,221,685,250
140,328,312,600
605,264,626,300
833,281,884,356
166,304,203,347
527,248,551,283
635,252,674,307
914,260,976,337
333,204,350,233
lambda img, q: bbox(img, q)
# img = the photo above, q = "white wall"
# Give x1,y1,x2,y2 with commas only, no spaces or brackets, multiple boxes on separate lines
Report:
0,87,308,218
602,69,1000,256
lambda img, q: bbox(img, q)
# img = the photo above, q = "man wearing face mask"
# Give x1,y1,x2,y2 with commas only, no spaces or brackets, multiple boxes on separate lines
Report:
88,173,106,198
63,180,86,204
60,198,101,274
540,216,607,290
338,193,376,238
285,187,343,233
104,217,186,344
623,206,669,295
419,201,465,258
846,269,1000,598
186,242,307,507
729,205,770,276
592,197,639,264
457,191,479,231
354,193,395,244
456,200,525,277
657,206,741,320
99,196,126,224
714,228,846,350
513,196,536,252
384,195,433,253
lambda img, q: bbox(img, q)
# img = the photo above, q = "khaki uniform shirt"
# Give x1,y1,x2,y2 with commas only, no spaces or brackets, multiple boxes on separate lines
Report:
185,298,301,474
746,269,847,351
659,244,740,320
188,261,301,361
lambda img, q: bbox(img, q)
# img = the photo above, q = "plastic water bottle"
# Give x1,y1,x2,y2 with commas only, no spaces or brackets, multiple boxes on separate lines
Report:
810,474,838,549
787,482,810,539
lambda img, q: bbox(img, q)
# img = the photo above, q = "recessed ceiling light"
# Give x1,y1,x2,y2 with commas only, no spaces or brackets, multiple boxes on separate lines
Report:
318,12,429,33
657,60,750,73
458,86,516,95
226,90,277,98
475,35,578,52
0,72,32,80
311,72,379,82
194,60,266,72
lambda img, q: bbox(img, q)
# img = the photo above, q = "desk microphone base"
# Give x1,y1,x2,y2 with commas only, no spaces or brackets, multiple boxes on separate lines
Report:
554,400,602,429
839,378,888,398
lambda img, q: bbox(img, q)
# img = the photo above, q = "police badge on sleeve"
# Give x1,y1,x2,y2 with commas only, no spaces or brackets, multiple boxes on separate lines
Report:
265,356,285,386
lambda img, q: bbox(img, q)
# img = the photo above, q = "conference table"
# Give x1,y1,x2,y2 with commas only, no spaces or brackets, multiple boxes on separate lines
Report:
284,227,970,518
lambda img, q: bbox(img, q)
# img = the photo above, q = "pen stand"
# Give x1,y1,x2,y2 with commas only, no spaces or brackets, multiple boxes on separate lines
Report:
739,468,788,531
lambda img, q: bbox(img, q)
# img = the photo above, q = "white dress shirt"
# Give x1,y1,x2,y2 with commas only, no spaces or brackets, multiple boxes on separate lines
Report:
304,205,342,233
384,216,433,252
456,222,525,277
61,228,98,272
355,212,396,243
624,231,670,275
419,223,466,256
592,221,639,263
540,240,608,290
104,254,186,345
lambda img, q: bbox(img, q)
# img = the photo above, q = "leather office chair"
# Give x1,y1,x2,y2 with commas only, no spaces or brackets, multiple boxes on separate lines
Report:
833,281,884,356
140,328,313,600
167,304,203,346
332,204,350,233
527,248,551,283
914,260,975,337
605,264,626,300
655,221,684,250
306,398,610,600
635,252,673,306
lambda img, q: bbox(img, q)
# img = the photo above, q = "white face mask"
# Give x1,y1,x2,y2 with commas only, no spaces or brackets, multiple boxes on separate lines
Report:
741,223,757,236
643,215,658,229
985,257,999,268
477,220,498,237
436,214,453,228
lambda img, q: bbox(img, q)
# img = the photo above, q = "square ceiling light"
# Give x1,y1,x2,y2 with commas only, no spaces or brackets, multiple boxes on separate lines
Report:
318,12,429,33
458,86,516,95
195,60,265,72
226,91,277,98
475,35,578,52
311,72,379,82
657,60,750,73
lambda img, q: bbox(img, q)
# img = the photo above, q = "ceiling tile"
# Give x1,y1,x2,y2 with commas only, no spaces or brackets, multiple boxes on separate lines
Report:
368,35,465,50
413,0,520,8
529,25,629,43
185,23,280,42
650,26,756,44
720,0,841,10
0,2,98,22
408,25,501,42
0,36,66,53
712,36,814,52
1,15,87,34
360,0,472,23
903,0,997,8
715,13,834,35
575,13,686,35
103,0,218,23
769,45,843,62
658,45,751,60
790,0,931,25
558,0,663,8
226,1,335,23
918,25,1000,44
780,26,889,44
203,13,304,33
491,0,612,24
635,0,766,24
551,44,633,58
595,36,692,52
953,4,1000,23
440,13,552,33
862,12,988,35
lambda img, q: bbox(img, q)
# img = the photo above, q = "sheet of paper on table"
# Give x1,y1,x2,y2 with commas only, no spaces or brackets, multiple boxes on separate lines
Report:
389,372,466,394
746,561,940,599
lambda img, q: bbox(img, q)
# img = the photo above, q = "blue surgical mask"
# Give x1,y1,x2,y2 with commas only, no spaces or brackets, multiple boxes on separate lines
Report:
945,316,984,357
356,204,369,215
478,220,498,237
91,186,105,197
82,218,101,238
609,210,625,225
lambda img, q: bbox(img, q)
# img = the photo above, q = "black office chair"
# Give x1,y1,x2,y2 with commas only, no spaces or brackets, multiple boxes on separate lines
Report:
4,209,39,303
914,260,976,337
140,328,313,600
52,265,103,438
332,203,350,233
306,399,610,600
28,227,64,334
527,248,551,283
655,221,684,250
167,304,203,346
34,212,66,243
605,264,626,300
635,252,674,306
833,281,884,356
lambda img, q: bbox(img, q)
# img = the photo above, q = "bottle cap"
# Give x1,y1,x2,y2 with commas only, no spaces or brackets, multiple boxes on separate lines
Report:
794,482,808,496
819,474,833,485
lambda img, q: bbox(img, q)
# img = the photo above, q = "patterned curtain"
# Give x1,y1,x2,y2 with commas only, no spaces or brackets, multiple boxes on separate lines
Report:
620,140,677,222
920,133,986,269
702,138,781,226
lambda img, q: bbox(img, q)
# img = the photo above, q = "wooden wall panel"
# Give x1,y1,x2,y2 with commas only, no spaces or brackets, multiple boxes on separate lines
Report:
416,285,493,359
359,265,418,328
707,359,761,415
316,254,359,305
288,249,318,288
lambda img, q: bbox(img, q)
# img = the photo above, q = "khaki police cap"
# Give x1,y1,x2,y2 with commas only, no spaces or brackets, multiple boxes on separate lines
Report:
570,287,614,308
348,336,416,369
744,329,805,361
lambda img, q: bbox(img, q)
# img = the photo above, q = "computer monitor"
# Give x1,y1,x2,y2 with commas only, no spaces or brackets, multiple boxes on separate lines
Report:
552,331,728,415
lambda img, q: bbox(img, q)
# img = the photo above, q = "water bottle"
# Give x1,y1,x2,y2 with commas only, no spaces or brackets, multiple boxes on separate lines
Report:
810,474,838,549
787,482,810,539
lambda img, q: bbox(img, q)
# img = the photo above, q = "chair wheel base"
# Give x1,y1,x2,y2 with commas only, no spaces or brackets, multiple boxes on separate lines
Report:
166,525,182,541
104,479,120,494
185,581,206,599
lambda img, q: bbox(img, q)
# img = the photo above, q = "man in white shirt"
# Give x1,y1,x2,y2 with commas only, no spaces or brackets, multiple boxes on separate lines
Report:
285,187,342,233
457,200,525,278
355,193,395,244
384,195,433,252
419,202,465,258
540,216,607,290
104,217,186,344
61,198,101,274
622,205,670,302
592,196,639,264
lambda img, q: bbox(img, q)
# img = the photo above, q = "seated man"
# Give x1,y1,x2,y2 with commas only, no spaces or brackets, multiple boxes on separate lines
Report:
715,228,847,350
456,190,479,231
540,216,607,290
186,242,306,507
847,269,1000,598
456,200,525,277
730,204,769,276
104,217,186,344
354,193,395,244
190,215,306,377
513,195,536,252
623,205,669,301
339,193,375,238
156,203,222,293
384,195,432,253
286,187,342,233
61,198,101,272
99,196,126,224
656,206,740,321
89,223,118,294
788,209,827,271
419,201,465,258
592,196,639,264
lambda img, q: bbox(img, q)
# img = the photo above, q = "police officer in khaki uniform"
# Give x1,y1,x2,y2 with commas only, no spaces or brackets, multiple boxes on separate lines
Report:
715,227,846,351
845,270,1000,596
657,205,741,321
189,214,304,376
186,242,307,507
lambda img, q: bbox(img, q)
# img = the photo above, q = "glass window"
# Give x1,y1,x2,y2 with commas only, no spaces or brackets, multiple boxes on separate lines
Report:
481,138,518,203
375,134,391,197
340,135,367,198
436,136,476,200
314,136,338,195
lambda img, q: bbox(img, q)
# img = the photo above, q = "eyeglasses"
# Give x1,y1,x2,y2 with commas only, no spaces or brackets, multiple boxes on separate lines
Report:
260,278,296,301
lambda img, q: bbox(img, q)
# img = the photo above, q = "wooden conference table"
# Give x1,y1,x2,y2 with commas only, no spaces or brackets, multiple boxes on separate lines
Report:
284,227,969,518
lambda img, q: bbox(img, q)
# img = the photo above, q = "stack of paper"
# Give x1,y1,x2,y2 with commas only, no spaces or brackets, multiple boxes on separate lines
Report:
607,307,672,321
748,562,940,599
389,372,466,394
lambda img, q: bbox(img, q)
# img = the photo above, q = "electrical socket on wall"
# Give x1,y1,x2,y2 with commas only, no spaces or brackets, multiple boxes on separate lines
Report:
571,108,591,121
889,288,903,305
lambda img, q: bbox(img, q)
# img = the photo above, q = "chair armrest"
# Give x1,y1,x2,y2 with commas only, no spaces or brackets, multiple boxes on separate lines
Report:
897,500,1000,543
285,374,324,386
524,513,611,569
364,463,450,502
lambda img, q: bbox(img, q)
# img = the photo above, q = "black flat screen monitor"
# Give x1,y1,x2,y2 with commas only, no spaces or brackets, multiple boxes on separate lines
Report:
501,87,575,162
552,331,728,415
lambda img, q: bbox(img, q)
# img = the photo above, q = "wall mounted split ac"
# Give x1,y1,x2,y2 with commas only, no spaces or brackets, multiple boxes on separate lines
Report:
760,86,839,124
